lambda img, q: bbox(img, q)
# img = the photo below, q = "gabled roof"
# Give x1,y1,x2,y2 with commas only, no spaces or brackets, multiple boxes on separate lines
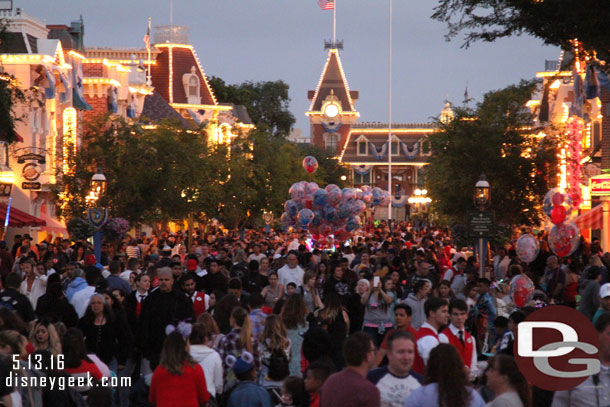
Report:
308,48,357,112
151,43,217,106
140,91,192,128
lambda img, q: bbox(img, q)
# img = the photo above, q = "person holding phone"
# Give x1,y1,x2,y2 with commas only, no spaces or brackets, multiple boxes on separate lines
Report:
361,275,394,347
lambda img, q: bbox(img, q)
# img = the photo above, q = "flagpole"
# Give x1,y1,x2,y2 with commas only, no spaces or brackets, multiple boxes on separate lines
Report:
147,17,152,86
333,0,336,44
387,0,393,222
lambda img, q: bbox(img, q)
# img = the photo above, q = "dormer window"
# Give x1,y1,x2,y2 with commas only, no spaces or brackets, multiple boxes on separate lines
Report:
182,66,201,104
391,135,401,156
355,134,368,156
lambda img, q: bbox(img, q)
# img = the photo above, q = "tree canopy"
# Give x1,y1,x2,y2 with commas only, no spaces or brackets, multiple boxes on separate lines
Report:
432,0,610,66
209,76,295,138
425,80,559,225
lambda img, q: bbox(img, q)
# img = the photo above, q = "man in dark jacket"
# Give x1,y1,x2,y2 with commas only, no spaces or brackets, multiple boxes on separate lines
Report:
138,268,194,371
0,272,35,323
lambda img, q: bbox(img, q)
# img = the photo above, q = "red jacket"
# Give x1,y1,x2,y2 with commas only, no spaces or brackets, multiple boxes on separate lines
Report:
440,326,475,369
149,363,209,407
191,291,207,318
413,326,439,375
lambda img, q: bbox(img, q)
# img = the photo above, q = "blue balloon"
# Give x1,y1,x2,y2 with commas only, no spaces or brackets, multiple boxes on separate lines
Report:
313,189,328,207
337,205,351,219
297,208,315,227
284,200,299,217
346,216,360,232
324,207,337,223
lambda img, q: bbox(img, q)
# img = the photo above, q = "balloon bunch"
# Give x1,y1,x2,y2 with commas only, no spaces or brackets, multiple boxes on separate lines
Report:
281,182,391,241
543,188,580,257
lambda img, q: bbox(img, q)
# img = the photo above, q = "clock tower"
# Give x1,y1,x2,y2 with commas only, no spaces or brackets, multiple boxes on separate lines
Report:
306,47,359,155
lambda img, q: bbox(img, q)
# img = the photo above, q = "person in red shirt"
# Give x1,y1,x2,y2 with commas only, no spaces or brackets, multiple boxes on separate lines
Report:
412,297,449,375
439,299,478,381
376,304,417,366
304,361,333,407
180,274,209,318
149,327,210,407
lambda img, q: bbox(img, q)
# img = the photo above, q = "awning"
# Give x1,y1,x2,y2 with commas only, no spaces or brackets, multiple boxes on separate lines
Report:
574,205,603,230
39,211,67,235
0,203,46,227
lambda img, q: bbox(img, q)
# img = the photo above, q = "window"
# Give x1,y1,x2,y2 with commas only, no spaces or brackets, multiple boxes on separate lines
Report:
354,171,371,184
182,66,201,104
391,141,399,155
326,134,338,154
189,77,198,98
422,140,431,155
356,135,368,156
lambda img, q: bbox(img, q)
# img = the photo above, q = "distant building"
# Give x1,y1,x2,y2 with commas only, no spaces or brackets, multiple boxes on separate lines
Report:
306,45,450,219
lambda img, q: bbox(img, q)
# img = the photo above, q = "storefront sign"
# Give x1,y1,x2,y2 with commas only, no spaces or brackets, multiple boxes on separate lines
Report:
590,175,610,196
22,182,41,190
468,210,494,238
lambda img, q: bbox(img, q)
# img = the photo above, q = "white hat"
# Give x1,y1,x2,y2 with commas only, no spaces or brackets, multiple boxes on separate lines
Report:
600,283,610,299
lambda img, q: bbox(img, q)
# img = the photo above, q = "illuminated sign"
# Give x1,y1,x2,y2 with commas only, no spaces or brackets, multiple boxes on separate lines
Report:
62,107,77,174
590,175,610,196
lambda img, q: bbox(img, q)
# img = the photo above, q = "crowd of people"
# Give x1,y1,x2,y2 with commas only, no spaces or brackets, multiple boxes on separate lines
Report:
0,222,608,407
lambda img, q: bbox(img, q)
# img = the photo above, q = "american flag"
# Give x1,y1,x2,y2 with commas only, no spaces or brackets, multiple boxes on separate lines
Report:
143,26,150,50
318,0,334,10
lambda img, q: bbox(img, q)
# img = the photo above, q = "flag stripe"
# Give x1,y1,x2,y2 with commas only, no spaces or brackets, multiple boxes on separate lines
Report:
318,0,334,10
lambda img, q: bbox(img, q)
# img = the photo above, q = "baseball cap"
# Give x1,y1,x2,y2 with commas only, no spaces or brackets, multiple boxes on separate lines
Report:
186,259,198,271
600,283,610,299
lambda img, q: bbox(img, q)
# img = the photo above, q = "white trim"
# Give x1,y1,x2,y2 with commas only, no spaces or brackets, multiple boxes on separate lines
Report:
307,48,356,113
355,134,368,156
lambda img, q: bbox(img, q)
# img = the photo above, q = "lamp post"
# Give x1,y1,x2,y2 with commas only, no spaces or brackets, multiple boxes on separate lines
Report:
87,168,108,262
408,188,432,227
0,163,15,239
474,174,490,277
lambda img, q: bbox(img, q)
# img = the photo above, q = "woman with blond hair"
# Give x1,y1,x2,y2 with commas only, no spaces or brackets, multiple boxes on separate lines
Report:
217,307,261,389
259,315,291,385
29,319,62,356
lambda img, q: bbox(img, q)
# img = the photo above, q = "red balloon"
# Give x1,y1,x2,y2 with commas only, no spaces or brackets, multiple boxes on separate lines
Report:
550,205,567,225
551,192,565,206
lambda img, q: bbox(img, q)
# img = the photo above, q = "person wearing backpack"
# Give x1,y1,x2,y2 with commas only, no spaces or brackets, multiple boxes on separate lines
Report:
258,315,291,387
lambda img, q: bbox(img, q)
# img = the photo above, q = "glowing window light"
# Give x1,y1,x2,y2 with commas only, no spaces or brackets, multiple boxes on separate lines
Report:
168,46,173,103
584,123,591,149
62,107,77,174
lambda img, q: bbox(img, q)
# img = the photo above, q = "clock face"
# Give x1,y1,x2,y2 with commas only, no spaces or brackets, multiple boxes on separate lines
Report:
324,103,339,118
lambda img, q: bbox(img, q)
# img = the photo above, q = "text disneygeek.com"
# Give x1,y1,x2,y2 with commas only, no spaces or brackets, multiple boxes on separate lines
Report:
6,373,131,391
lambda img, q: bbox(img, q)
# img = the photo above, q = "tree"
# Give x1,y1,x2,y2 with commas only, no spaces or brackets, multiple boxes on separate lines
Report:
425,80,559,225
432,0,610,67
0,23,26,143
208,77,295,138
53,116,229,224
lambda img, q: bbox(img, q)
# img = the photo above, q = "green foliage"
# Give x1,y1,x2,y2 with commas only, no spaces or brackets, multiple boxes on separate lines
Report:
0,22,26,143
53,116,230,224
426,80,558,226
432,0,610,67
208,76,295,138
66,218,94,240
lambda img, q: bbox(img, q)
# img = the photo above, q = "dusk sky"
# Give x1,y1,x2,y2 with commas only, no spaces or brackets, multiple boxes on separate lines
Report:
26,0,559,134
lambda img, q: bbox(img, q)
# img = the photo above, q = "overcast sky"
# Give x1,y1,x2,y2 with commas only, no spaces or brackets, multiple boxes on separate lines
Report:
24,0,559,134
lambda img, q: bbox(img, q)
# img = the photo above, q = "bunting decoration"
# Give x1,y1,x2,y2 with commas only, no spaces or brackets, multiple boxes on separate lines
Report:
69,54,92,111
53,67,71,104
322,121,342,134
400,141,419,159
127,93,138,119
353,165,372,175
42,66,56,100
569,65,584,118
392,194,408,208
369,142,388,160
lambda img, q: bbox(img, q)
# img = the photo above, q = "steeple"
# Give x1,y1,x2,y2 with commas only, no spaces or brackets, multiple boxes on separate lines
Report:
306,48,358,152
307,48,358,114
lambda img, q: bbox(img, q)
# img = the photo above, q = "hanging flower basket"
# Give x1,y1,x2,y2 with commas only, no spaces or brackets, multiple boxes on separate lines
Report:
67,218,95,241
102,217,130,242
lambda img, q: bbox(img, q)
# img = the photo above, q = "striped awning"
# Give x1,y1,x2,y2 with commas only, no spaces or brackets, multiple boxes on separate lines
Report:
0,203,46,227
574,205,603,230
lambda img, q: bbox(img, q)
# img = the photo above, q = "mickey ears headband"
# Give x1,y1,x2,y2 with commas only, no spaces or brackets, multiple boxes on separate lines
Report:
165,321,192,339
225,351,254,368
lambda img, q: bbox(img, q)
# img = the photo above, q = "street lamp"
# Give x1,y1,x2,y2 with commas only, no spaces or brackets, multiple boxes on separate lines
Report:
91,167,107,199
87,167,108,263
473,174,491,277
474,174,490,210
